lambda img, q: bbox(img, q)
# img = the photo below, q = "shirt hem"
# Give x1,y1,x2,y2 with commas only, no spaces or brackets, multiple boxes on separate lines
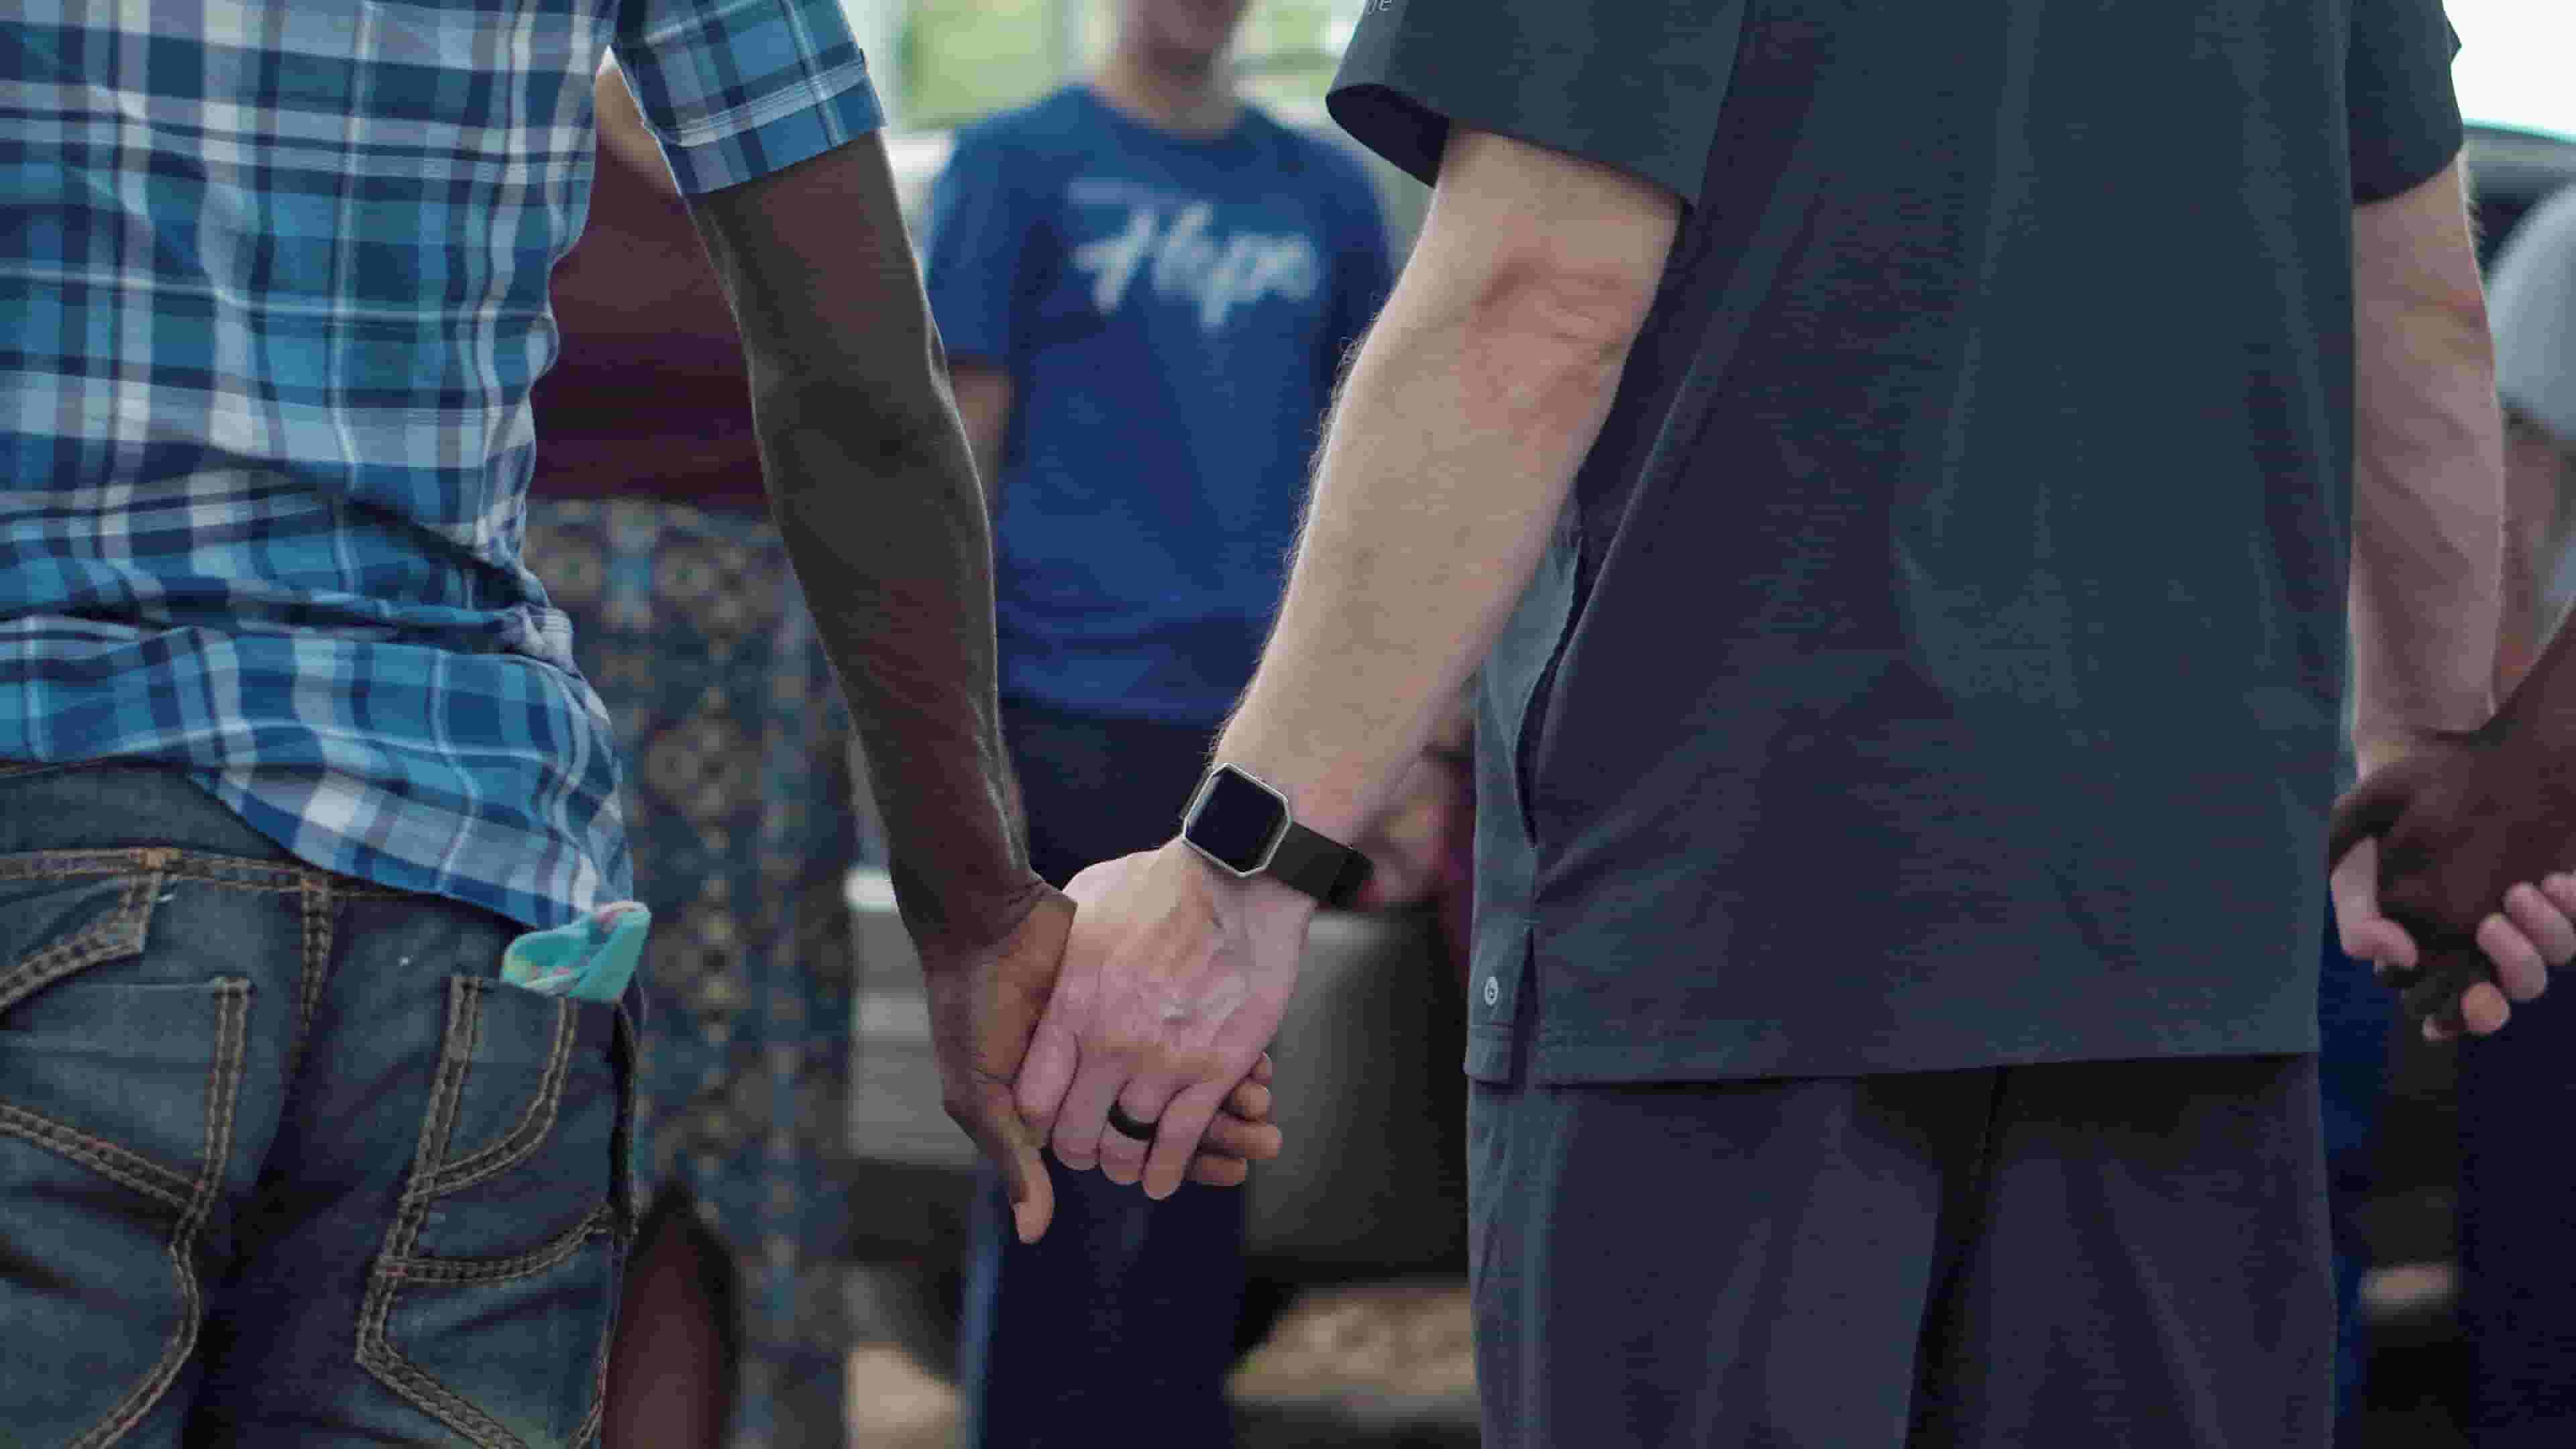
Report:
1466,1018,2322,1086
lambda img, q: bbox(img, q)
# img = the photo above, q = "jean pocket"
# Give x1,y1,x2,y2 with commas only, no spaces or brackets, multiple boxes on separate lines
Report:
359,977,635,1449
0,856,253,1445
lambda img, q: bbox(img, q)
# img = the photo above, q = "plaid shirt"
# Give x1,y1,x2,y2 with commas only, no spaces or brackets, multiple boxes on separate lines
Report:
1,2,883,928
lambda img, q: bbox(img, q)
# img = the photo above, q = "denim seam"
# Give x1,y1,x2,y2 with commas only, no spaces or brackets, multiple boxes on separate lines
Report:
379,1204,616,1284
429,995,576,1195
0,871,156,1016
0,849,409,898
356,977,589,1449
0,1102,192,1209
72,977,249,1448
360,977,523,1448
285,873,333,1088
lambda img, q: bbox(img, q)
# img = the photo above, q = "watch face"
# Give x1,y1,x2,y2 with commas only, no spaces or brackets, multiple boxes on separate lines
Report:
1185,767,1290,875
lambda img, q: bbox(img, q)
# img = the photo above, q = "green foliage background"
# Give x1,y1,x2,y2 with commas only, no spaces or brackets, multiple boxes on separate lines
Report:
900,0,1345,130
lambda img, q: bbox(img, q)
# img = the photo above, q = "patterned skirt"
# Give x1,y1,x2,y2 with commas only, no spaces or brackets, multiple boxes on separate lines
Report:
525,497,872,1448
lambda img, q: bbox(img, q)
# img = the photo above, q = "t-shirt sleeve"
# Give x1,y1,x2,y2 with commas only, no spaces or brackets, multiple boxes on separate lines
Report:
610,0,885,196
921,132,1036,368
1324,0,1745,206
2347,0,2464,203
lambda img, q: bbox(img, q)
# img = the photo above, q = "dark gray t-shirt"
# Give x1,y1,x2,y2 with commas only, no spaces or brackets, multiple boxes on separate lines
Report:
1329,0,2464,1083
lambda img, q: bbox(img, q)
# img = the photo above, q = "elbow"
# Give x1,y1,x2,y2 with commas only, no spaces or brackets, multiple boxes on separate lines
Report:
748,370,959,504
1460,249,1660,379
1431,251,1659,427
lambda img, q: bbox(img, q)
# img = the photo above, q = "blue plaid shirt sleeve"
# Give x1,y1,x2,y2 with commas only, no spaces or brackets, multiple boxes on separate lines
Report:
612,0,887,195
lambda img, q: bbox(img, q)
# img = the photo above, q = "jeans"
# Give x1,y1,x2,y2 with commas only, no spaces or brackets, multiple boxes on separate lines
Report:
0,761,638,1447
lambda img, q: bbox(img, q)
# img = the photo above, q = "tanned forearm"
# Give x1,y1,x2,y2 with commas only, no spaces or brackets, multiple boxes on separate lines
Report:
1212,132,1676,843
2350,159,2505,775
688,140,1038,956
949,363,1016,526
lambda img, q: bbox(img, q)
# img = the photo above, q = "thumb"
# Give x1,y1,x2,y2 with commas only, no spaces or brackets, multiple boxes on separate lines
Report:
1006,1130,1055,1245
962,1083,1055,1244
2328,835,2418,973
2326,761,2425,869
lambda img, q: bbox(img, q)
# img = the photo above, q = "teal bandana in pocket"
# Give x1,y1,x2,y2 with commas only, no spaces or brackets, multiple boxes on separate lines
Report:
502,902,651,1004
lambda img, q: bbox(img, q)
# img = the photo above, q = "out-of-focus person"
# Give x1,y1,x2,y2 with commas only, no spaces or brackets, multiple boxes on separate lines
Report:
1016,0,2508,1442
2318,181,2576,1448
2402,182,2576,1446
918,0,1394,1440
2493,187,2576,684
523,61,864,1449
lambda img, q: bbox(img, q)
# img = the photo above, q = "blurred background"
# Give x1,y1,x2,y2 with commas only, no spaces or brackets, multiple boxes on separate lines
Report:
784,3,2576,1444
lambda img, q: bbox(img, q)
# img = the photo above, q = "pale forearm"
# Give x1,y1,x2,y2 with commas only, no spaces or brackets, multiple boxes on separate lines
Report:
2348,324,2504,769
1215,270,1638,842
2349,162,2505,771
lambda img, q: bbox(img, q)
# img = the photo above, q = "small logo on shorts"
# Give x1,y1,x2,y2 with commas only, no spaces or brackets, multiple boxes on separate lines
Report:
1483,975,1500,1007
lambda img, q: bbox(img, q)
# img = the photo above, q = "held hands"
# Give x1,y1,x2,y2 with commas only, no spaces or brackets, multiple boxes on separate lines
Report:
1012,840,1318,1203
919,882,1286,1246
2328,722,2576,1036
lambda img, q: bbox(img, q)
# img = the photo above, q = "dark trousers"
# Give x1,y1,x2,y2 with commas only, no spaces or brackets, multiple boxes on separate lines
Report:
2316,908,2391,1438
958,698,1245,1448
1468,1055,2333,1448
2458,971,2576,1445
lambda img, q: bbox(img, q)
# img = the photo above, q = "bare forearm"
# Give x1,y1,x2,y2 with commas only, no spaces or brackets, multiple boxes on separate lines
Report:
2348,326,2504,768
755,380,1036,951
949,364,1015,525
1214,273,1636,841
2349,162,2505,771
688,139,1038,955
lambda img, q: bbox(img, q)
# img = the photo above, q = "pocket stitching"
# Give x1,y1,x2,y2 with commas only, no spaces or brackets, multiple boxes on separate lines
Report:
0,1102,193,1209
66,979,250,1449
356,978,614,1448
380,1204,615,1285
359,976,525,1449
428,992,578,1196
0,871,157,1016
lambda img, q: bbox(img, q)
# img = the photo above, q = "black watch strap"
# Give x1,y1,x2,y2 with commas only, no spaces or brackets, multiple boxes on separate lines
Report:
1267,818,1373,908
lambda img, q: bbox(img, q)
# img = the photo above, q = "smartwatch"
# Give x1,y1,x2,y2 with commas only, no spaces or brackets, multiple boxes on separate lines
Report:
1179,763,1373,908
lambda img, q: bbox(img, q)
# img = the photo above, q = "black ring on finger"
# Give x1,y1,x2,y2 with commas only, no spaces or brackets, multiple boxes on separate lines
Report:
1106,1102,1159,1142
2373,957,2425,990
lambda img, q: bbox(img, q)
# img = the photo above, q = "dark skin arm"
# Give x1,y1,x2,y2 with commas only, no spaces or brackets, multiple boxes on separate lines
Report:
683,138,1276,1238
2331,608,2576,1032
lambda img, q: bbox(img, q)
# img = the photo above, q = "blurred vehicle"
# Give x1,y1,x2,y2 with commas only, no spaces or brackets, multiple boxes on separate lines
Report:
2467,123,2576,266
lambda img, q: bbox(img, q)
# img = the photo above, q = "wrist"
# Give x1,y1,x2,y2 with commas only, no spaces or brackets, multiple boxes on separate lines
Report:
1164,837,1320,931
894,861,1055,965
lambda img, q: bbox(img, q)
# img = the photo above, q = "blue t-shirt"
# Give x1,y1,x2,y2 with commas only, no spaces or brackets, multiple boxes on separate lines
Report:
924,87,1393,727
